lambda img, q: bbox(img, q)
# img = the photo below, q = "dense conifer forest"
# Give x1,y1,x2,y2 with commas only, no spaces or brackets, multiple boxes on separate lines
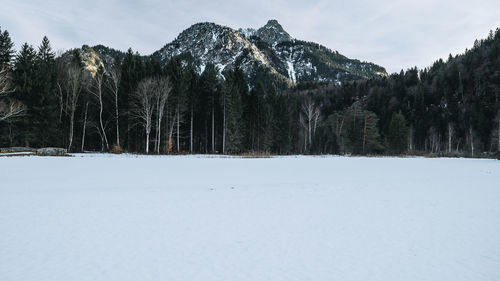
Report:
0,26,499,157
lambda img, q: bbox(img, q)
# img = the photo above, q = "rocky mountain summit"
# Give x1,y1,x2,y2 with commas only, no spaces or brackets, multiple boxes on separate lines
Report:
82,19,387,86
240,20,293,46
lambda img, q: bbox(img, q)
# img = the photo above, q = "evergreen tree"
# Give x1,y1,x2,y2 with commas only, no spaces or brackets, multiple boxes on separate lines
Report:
222,68,245,154
33,36,59,146
269,90,292,154
12,43,37,146
184,67,199,153
119,48,144,151
244,82,272,152
164,57,187,152
197,64,219,153
331,102,381,154
388,111,408,154
0,27,14,67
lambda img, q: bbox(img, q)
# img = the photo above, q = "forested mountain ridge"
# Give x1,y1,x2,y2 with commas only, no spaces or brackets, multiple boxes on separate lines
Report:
287,28,500,156
151,22,293,88
239,19,293,46
0,24,499,157
73,20,386,86
151,20,387,85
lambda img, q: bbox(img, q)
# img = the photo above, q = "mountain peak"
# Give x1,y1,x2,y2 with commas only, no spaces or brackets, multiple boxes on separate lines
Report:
256,19,292,46
264,19,282,28
149,20,386,86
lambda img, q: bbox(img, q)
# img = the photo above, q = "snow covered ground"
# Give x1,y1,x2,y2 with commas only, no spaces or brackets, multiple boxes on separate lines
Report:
1,154,499,281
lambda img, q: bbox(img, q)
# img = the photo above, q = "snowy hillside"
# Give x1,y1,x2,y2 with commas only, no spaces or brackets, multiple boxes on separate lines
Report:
148,20,387,84
1,155,499,281
63,20,387,86
151,22,290,85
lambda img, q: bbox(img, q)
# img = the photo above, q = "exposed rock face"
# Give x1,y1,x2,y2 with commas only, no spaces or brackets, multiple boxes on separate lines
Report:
36,147,68,156
87,20,387,86
255,20,293,47
153,24,278,73
151,22,292,86
149,20,386,85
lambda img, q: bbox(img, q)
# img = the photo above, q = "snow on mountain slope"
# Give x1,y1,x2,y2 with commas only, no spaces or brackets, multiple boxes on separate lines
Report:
78,20,387,86
149,20,387,85
255,19,293,47
152,23,284,79
1,155,499,281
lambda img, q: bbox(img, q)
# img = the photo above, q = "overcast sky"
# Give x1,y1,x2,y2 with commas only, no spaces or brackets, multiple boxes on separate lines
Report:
2,0,499,73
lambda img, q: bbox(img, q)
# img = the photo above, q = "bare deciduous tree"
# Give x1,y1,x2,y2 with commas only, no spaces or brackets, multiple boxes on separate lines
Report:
300,97,321,151
133,78,156,154
0,102,25,122
88,68,109,151
64,65,84,151
81,102,89,152
154,77,172,154
447,122,454,153
0,67,14,96
106,66,121,147
0,67,25,122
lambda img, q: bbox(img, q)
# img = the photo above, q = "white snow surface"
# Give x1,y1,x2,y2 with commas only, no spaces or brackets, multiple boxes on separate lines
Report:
286,60,296,83
1,154,500,281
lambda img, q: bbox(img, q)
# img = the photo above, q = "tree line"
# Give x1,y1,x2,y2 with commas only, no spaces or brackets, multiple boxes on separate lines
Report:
0,26,499,156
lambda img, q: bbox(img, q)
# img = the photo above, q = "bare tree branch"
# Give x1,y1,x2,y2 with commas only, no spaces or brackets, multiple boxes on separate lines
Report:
0,101,26,122
87,68,109,151
0,66,25,122
106,66,121,147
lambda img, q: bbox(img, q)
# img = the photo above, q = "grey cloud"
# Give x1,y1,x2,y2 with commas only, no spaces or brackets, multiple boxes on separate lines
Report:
2,0,499,73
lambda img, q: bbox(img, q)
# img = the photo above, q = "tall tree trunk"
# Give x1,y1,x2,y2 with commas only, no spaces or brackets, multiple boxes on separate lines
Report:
168,109,177,152
115,89,120,147
177,106,180,152
99,96,108,151
448,123,453,153
146,131,150,154
157,114,162,154
470,126,474,157
363,116,367,153
8,121,13,146
222,98,226,154
408,125,413,151
57,82,63,122
156,98,160,154
68,109,75,151
81,102,88,152
154,116,158,153
205,122,208,153
304,130,307,152
498,110,500,152
212,106,215,153
190,107,193,154
308,119,312,150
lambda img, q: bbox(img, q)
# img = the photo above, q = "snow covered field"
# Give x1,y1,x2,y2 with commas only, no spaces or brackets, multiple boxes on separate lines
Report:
1,154,499,281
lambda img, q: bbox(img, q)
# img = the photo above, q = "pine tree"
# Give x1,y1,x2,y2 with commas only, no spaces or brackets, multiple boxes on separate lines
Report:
33,36,59,147
12,43,37,146
184,68,199,153
269,90,291,154
119,48,145,151
222,68,245,154
198,64,219,153
245,83,271,152
388,111,408,154
164,57,187,152
0,27,14,67
332,102,381,154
